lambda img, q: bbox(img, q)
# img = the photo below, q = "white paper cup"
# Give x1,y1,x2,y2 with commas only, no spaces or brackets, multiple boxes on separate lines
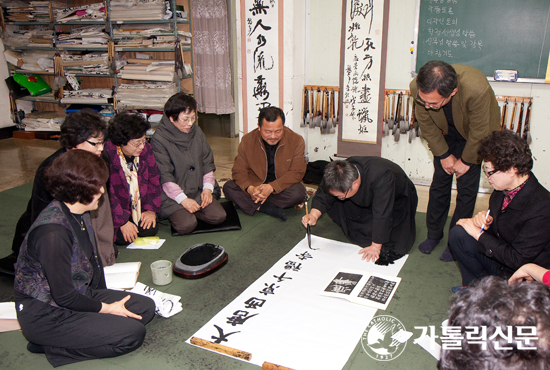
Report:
150,260,173,285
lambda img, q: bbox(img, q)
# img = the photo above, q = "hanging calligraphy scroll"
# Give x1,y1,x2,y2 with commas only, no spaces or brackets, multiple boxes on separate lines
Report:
240,0,284,134
337,0,389,157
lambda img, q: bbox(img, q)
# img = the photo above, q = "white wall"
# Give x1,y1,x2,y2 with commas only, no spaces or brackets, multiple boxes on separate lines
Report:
299,0,550,187
0,40,15,128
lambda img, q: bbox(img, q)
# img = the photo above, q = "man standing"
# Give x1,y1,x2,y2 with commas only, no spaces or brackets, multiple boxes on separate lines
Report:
410,61,500,261
302,157,418,264
223,106,307,221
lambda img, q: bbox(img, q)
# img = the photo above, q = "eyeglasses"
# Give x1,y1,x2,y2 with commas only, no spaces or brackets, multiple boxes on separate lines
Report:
415,93,447,109
482,165,499,178
178,115,196,124
129,139,147,148
86,139,104,147
333,188,350,200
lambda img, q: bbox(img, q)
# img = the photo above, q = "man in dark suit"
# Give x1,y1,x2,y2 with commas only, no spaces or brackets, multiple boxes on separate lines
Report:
303,157,418,265
409,61,500,261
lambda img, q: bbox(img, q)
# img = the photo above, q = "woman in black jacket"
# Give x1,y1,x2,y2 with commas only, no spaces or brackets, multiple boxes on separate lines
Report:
14,150,155,367
449,130,550,288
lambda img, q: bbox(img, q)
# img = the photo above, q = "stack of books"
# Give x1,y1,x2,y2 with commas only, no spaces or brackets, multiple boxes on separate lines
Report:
57,25,111,48
110,0,166,21
3,29,54,47
115,82,178,110
112,25,191,48
5,2,65,22
61,52,110,75
55,2,105,23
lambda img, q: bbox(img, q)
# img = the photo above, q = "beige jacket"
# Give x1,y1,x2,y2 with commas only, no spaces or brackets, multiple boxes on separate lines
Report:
232,127,306,194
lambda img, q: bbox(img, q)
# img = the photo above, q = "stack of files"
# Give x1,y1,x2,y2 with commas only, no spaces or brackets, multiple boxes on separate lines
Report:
115,82,178,110
28,30,54,45
4,1,65,22
22,111,65,132
113,26,191,48
29,1,66,21
61,52,110,75
118,61,175,81
57,25,110,48
3,29,54,47
110,0,166,21
55,2,105,23
3,29,34,48
4,4,35,22
61,88,113,104
18,50,56,72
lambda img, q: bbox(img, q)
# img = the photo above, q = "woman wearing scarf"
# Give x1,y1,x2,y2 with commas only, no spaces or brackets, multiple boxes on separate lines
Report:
449,130,550,290
151,93,226,234
104,112,161,245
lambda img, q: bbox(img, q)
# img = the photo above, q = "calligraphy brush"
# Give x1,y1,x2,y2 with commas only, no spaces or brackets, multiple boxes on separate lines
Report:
305,199,312,249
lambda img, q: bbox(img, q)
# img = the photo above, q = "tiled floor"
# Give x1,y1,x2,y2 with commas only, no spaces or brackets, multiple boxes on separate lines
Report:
0,115,490,216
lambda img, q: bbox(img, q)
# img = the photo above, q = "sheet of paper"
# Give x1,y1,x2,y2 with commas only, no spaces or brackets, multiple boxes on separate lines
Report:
126,239,166,250
0,302,17,319
187,235,408,370
414,335,441,360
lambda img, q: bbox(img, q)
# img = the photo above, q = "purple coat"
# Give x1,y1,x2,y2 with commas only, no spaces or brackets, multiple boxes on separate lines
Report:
104,141,161,239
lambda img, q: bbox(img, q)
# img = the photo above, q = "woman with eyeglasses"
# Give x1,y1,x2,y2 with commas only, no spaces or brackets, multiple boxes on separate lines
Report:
0,109,115,276
151,93,226,234
448,130,550,290
14,150,155,367
103,112,161,245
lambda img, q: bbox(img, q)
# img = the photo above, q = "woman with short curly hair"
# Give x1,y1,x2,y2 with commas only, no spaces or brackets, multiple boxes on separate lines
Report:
449,130,550,290
14,150,155,367
0,109,115,275
103,111,161,245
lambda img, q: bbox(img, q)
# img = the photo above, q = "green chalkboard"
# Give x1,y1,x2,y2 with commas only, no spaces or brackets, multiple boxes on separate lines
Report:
415,0,550,80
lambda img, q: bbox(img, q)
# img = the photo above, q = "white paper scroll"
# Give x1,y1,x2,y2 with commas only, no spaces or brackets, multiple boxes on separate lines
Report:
187,235,408,370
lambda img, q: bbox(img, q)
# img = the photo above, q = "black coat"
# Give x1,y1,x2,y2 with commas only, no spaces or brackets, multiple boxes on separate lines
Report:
312,156,418,256
11,148,66,252
478,173,550,275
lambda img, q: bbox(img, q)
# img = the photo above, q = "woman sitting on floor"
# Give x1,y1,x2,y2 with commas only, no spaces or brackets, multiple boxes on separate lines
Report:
448,130,550,289
151,93,226,234
104,112,161,245
0,109,115,275
14,150,155,367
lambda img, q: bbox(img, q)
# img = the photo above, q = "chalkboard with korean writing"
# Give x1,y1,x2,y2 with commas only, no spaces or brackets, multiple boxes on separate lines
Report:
415,0,550,79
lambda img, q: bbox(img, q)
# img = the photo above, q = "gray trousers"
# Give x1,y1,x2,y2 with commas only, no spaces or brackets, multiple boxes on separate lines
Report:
168,198,227,234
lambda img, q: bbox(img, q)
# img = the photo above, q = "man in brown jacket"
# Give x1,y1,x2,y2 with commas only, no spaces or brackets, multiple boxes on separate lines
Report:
409,61,500,261
223,106,307,221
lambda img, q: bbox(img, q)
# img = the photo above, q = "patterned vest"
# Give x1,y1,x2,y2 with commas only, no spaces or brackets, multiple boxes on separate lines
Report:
14,200,97,307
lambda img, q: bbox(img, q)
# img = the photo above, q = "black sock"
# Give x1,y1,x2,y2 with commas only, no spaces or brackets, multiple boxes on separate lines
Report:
418,238,440,254
440,247,455,262
27,342,45,354
258,203,287,221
